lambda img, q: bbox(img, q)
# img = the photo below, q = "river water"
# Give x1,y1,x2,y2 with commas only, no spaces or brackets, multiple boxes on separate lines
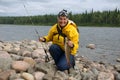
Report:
0,24,120,65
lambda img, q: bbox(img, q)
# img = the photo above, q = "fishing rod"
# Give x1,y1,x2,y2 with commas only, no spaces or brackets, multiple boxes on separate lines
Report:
34,28,50,62
22,0,50,62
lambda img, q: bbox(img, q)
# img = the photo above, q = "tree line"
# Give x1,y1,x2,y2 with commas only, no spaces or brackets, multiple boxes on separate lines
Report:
0,8,120,27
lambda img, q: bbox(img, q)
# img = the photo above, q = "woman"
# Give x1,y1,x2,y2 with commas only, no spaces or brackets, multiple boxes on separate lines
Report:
39,9,79,71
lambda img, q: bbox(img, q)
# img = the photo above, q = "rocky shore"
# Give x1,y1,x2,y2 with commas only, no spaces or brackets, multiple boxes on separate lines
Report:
0,40,120,80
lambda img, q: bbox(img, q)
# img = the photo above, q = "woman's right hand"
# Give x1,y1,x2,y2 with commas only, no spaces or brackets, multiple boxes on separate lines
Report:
39,37,45,42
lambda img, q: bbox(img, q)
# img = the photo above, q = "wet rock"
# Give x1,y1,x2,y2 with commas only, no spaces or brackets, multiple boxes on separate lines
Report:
86,43,95,49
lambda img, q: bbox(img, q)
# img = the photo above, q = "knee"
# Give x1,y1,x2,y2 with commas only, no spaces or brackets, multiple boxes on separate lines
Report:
49,44,59,52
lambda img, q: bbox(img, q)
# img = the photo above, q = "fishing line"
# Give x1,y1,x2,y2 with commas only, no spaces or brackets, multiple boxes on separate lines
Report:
21,0,34,25
21,0,50,62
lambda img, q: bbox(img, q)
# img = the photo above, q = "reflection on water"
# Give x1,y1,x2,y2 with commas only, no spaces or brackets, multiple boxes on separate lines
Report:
0,24,120,65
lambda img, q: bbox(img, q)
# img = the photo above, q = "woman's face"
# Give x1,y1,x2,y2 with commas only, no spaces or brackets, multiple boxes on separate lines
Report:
58,16,68,27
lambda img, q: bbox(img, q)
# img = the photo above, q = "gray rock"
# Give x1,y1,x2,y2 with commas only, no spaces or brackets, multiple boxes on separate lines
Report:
9,73,20,80
22,50,31,57
0,51,12,70
86,44,95,49
42,74,53,80
35,62,56,75
115,73,120,80
33,71,45,80
2,42,12,52
97,72,114,80
54,71,68,79
81,70,96,80
0,40,118,80
91,68,99,75
116,58,120,62
10,54,23,60
21,72,34,80
0,70,15,80
114,65,120,72
12,61,30,72
14,79,25,80
0,47,2,50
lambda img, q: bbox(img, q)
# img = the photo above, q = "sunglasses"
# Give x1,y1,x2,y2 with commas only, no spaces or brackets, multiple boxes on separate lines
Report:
58,10,68,17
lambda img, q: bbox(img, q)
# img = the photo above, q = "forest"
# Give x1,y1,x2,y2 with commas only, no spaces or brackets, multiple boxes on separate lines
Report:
0,8,120,27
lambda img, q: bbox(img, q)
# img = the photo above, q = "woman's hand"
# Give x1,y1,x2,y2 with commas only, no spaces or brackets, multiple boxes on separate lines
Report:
67,41,74,48
39,37,45,42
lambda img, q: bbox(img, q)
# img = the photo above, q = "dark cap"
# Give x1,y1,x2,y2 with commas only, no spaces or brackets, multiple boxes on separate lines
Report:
58,9,68,17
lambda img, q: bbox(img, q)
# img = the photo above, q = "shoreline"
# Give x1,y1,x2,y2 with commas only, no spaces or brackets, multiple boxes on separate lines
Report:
0,40,120,79
0,24,120,27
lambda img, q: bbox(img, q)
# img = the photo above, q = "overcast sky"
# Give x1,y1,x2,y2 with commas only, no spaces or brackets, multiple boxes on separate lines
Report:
0,0,120,16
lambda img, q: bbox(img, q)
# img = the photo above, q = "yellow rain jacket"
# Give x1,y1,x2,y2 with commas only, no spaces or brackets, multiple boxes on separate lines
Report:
44,20,79,55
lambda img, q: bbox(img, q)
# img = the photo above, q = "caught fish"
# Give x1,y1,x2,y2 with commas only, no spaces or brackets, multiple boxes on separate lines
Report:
65,37,71,66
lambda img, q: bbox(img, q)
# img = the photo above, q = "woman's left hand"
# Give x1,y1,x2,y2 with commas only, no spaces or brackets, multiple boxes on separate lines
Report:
67,41,74,48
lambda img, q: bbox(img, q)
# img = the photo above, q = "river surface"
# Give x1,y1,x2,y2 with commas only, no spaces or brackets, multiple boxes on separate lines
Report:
0,24,120,65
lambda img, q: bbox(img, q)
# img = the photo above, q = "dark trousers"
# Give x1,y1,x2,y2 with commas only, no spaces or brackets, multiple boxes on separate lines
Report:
49,44,75,71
